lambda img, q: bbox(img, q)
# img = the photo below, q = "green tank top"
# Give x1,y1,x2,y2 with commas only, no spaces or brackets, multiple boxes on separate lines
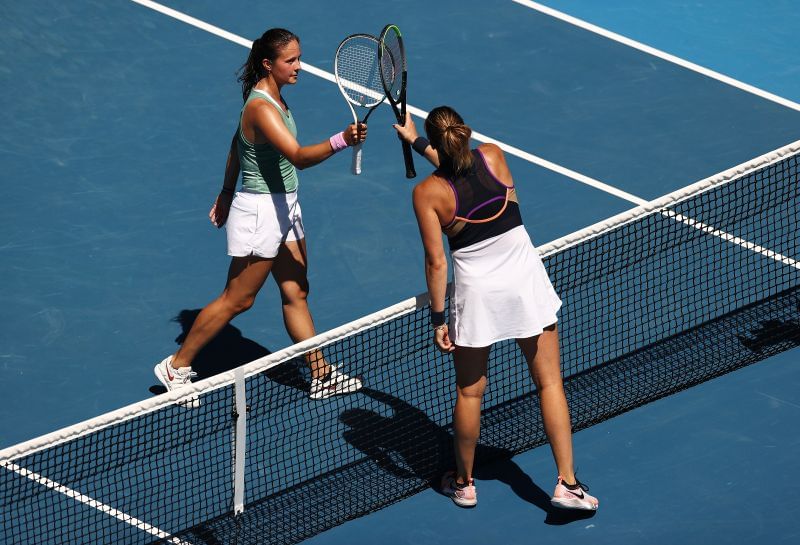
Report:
237,89,299,194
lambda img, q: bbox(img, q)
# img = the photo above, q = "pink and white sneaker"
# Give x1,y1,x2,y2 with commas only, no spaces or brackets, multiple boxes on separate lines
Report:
441,471,477,508
551,475,599,510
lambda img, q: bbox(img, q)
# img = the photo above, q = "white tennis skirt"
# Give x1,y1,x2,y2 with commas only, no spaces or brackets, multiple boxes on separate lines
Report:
226,190,305,258
449,225,562,347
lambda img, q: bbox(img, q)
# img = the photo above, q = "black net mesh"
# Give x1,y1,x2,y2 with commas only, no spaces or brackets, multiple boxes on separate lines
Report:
2,150,798,544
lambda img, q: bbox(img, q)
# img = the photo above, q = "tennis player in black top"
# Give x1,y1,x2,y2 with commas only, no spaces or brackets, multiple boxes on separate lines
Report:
394,106,598,510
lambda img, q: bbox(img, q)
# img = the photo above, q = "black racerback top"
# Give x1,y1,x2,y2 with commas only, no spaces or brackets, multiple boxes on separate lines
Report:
442,148,523,251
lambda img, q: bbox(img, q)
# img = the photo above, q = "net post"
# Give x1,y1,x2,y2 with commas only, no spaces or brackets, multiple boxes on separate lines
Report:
232,367,247,515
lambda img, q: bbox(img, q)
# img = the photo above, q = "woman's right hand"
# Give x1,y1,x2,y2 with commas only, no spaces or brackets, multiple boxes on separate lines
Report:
343,122,367,146
209,191,234,228
393,112,419,144
433,325,455,353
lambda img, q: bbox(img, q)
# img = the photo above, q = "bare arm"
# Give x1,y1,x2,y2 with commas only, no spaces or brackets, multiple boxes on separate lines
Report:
209,132,240,228
250,101,365,170
412,180,454,353
221,132,240,191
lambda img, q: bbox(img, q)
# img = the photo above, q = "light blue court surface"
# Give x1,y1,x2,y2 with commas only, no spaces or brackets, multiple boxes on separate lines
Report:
1,0,799,543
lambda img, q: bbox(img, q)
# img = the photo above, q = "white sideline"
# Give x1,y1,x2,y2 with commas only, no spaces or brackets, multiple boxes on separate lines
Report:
2,138,797,463
512,0,800,113
123,0,795,266
2,3,795,537
2,461,189,545
128,0,637,203
1,138,797,539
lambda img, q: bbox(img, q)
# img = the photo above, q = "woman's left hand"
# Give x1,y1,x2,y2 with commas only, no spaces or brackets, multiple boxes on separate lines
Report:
433,325,455,353
209,191,234,228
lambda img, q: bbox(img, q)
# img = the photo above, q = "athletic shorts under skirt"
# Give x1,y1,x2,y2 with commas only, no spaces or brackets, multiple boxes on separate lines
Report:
225,190,304,258
449,225,562,347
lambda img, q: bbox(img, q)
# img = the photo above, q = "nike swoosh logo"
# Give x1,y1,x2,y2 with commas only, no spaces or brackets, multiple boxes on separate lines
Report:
166,363,174,382
567,488,584,499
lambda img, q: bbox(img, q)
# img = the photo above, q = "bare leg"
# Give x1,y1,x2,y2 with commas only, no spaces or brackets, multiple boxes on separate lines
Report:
517,324,576,484
271,238,328,379
172,256,273,368
452,345,490,485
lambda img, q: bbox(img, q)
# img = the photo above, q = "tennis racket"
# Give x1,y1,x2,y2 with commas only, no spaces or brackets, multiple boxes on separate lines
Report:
378,24,416,179
334,33,385,175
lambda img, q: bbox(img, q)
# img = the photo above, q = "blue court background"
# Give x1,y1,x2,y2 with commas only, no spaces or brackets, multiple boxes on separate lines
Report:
0,1,798,543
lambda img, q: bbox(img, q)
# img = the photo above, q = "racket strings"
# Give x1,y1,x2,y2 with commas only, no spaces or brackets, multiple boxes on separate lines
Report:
379,38,403,99
335,38,384,107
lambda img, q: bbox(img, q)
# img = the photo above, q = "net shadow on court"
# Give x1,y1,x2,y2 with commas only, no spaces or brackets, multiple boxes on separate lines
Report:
2,145,797,545
161,286,800,545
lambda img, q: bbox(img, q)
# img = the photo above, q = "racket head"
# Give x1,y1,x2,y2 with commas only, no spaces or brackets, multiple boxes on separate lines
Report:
334,34,385,111
378,24,407,113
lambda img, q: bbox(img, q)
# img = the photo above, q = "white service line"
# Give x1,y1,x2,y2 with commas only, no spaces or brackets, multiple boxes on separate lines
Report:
129,0,636,202
468,127,647,204
127,0,794,270
4,6,796,536
130,0,251,48
512,0,800,113
408,106,645,203
3,461,190,545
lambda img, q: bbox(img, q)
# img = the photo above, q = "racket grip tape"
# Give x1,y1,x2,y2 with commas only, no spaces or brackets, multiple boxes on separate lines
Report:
402,140,416,178
351,143,363,175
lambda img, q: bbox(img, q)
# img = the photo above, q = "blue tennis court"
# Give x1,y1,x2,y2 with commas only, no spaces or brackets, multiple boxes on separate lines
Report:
1,1,798,543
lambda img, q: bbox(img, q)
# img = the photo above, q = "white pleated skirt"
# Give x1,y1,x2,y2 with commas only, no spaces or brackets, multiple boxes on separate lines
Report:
449,225,562,347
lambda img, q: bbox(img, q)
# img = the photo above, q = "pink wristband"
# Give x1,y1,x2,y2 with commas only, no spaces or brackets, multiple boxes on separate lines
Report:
329,131,348,153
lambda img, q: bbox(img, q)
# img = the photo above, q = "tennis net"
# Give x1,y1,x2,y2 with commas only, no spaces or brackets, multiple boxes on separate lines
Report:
1,140,799,544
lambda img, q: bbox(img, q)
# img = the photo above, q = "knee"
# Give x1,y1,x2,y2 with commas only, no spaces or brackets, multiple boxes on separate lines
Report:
457,380,486,401
534,375,565,396
529,359,565,392
225,293,256,315
280,281,310,306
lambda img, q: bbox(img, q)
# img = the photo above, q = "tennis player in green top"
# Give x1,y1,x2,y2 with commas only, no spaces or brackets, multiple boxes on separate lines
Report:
155,28,364,402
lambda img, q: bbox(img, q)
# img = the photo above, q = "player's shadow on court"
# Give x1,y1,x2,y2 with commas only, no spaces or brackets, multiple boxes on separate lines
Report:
149,309,308,395
340,387,594,523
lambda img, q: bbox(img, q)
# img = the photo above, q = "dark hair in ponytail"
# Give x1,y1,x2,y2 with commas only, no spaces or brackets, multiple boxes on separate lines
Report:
237,28,299,101
424,106,473,175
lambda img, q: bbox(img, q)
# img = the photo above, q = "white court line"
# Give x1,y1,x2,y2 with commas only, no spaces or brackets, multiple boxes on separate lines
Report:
3,461,189,545
466,128,646,204
5,4,798,534
128,0,637,203
126,0,797,270
123,1,795,251
663,211,800,270
512,0,800,113
756,392,800,411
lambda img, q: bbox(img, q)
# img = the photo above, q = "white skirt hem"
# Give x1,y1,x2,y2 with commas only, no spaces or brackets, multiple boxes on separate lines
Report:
449,225,561,347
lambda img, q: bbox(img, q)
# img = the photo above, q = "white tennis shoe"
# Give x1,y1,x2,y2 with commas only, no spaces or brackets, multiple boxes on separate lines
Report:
309,364,363,400
154,355,200,408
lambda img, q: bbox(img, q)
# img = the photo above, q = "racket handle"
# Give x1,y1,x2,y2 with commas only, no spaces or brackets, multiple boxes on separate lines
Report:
401,140,416,179
351,143,362,175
